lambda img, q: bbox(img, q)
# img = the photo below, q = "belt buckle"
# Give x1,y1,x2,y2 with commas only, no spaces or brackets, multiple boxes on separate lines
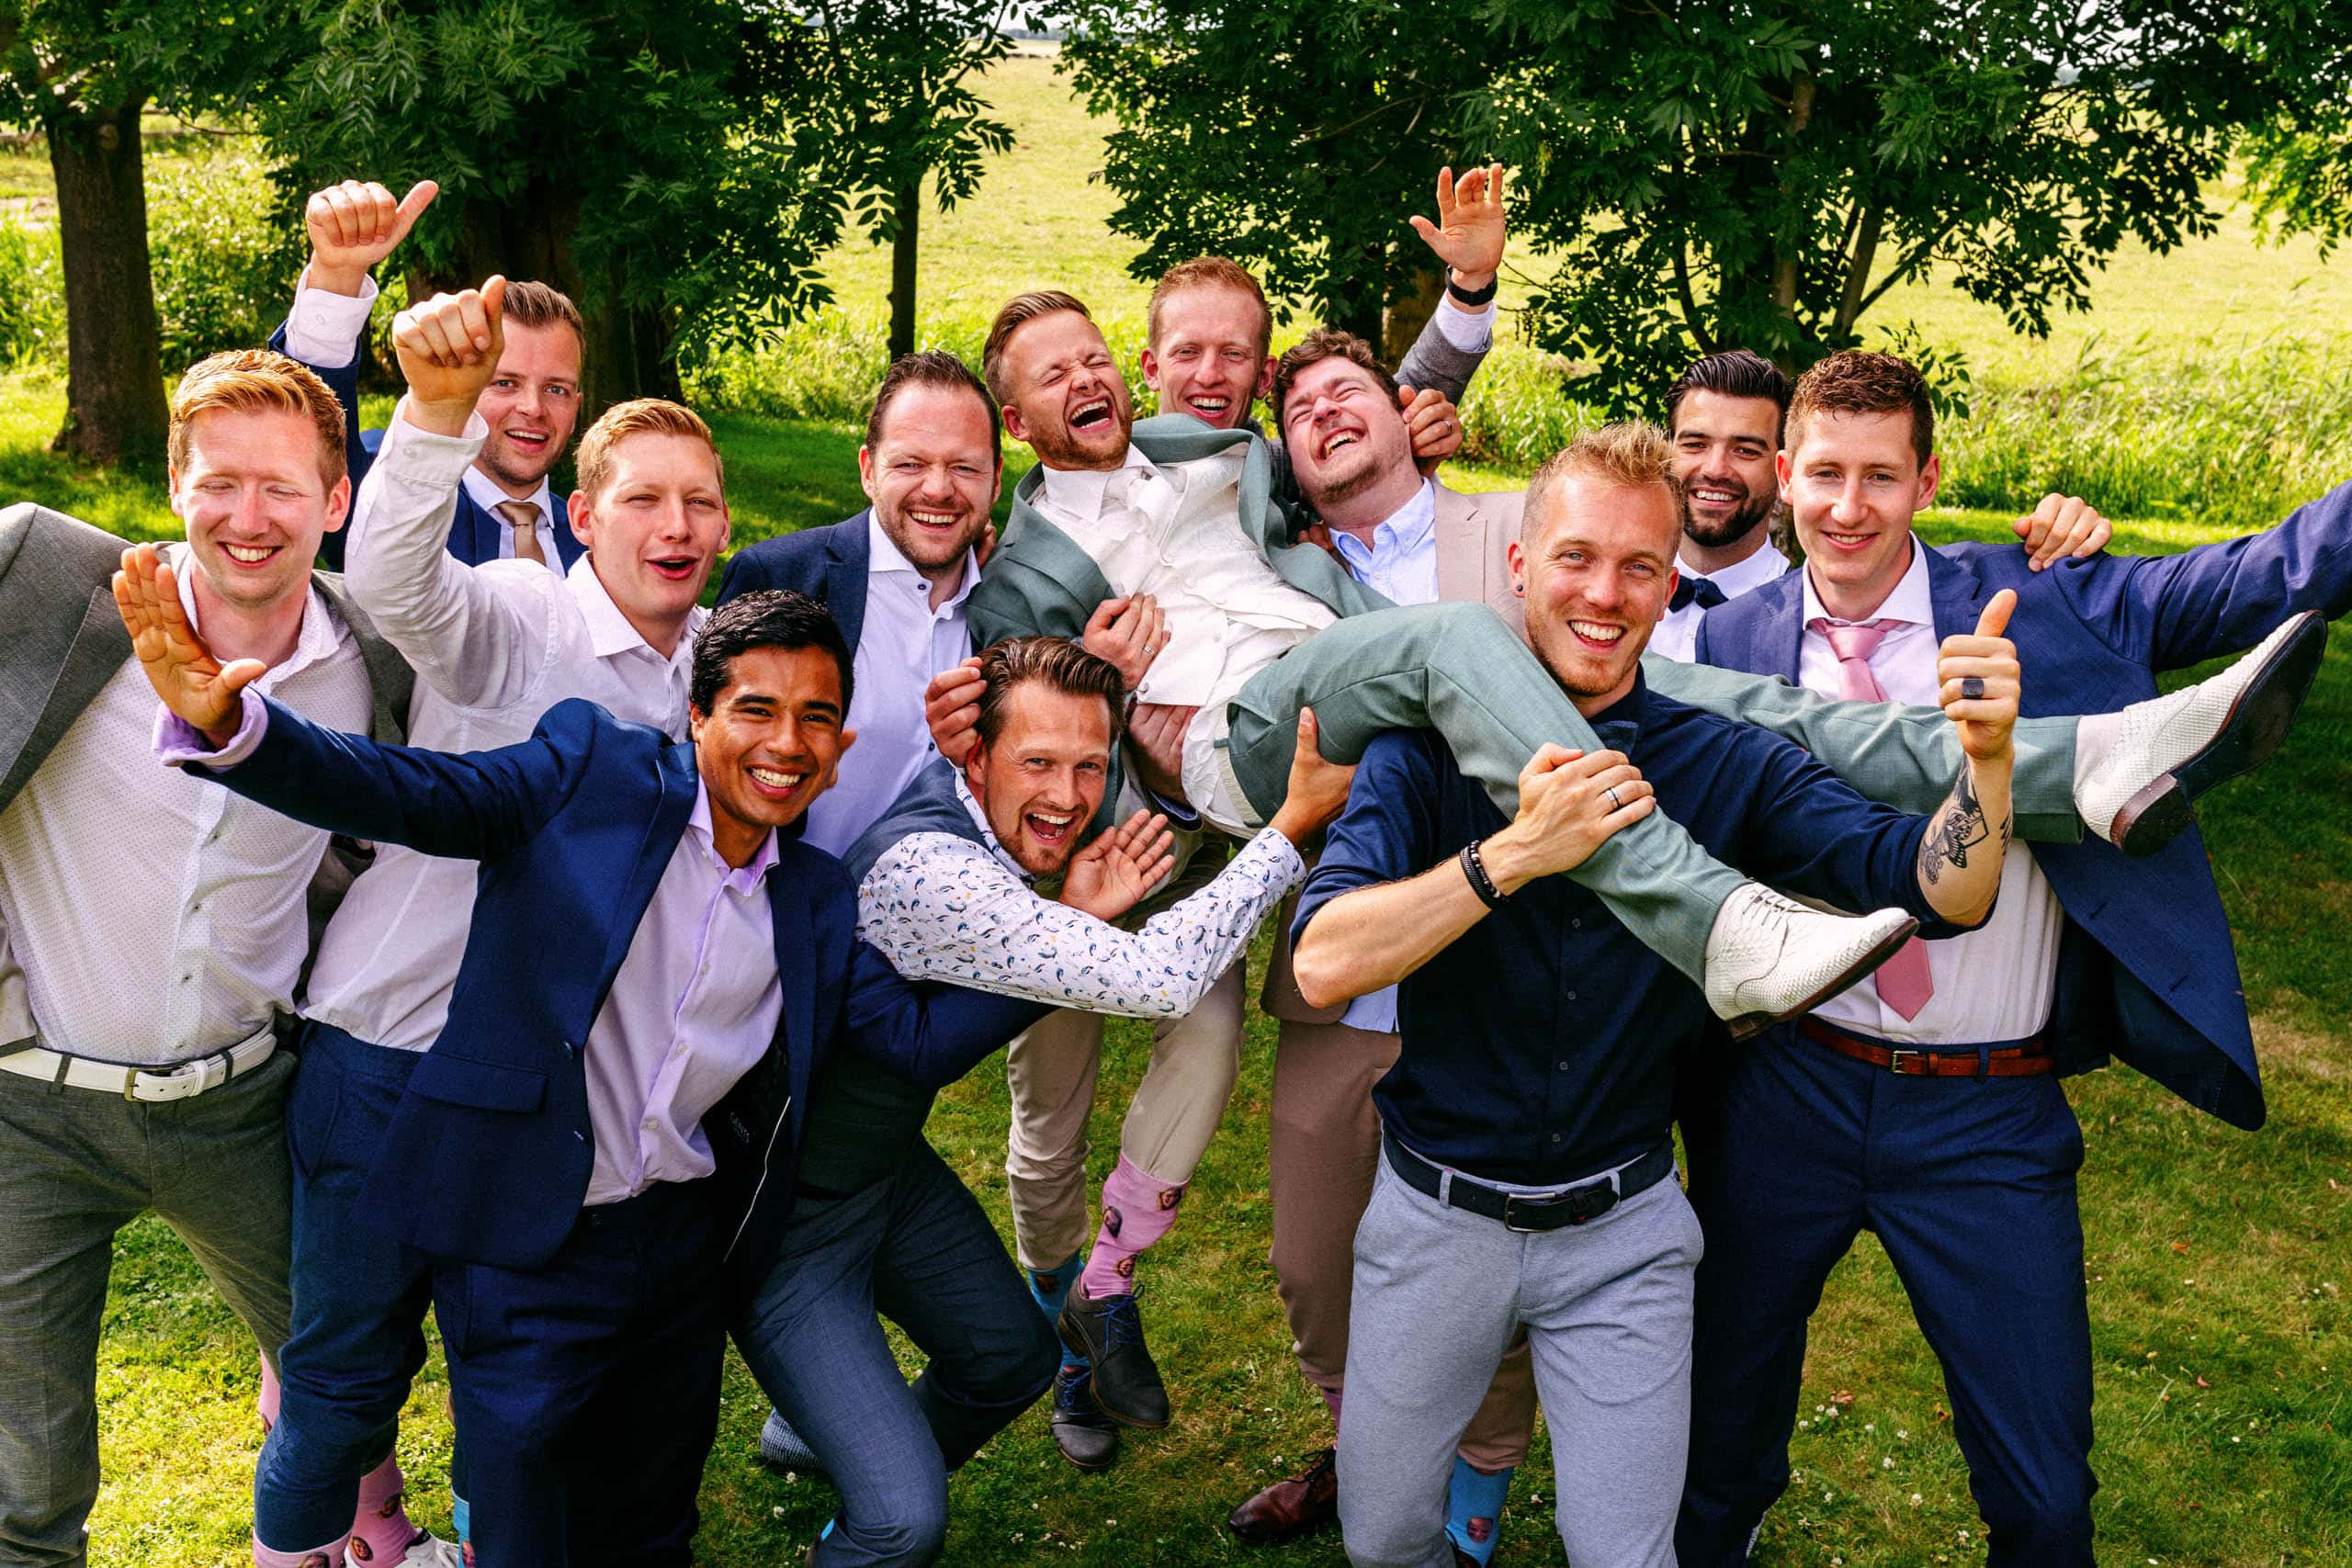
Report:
128,1053,221,1103
1885,1047,1921,1075
1500,1193,1544,1233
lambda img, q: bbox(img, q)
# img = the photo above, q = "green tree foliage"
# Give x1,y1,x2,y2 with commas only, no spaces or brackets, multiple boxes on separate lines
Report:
2237,3,2352,249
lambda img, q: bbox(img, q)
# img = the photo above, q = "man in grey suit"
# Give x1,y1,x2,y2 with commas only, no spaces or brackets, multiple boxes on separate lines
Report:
0,351,415,1568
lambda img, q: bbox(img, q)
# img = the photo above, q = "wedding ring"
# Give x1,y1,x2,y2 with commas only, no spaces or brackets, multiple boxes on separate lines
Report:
1605,786,1622,811
1961,676,1986,700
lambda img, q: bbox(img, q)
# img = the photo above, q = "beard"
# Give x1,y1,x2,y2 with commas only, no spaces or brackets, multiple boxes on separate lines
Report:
876,502,979,576
1682,487,1778,550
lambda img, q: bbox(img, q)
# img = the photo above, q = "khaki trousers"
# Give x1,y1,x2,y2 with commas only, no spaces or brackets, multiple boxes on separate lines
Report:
1270,1018,1536,1472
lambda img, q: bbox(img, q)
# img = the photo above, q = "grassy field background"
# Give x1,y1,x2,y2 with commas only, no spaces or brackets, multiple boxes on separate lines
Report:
5,48,2347,1568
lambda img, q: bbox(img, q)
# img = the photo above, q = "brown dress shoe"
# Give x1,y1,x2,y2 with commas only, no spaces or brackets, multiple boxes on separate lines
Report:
1226,1445,1339,1545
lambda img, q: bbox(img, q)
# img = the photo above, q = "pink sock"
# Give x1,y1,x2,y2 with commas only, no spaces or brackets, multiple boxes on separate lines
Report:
252,1537,341,1568
1079,1156,1186,1298
346,1451,424,1565
1321,1384,1344,1427
257,1353,280,1432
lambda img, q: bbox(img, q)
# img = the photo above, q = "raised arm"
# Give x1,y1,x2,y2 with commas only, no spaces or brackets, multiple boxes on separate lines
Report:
1396,163,1505,407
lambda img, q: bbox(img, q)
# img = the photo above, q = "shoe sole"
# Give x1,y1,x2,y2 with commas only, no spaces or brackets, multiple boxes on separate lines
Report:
2110,611,2328,858
1724,916,1921,1043
1053,1430,1121,1472
1055,1322,1170,1429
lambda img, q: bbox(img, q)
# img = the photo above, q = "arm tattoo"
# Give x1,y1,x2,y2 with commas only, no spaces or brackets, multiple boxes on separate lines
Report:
1920,765,1993,886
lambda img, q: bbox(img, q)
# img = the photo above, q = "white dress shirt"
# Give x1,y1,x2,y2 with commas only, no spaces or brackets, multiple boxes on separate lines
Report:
0,549,372,1064
300,412,704,1053
1430,297,1497,355
1646,537,1792,663
1034,445,1338,835
800,516,978,856
283,272,562,569
856,774,1304,1019
580,783,781,1205
1797,538,2065,1043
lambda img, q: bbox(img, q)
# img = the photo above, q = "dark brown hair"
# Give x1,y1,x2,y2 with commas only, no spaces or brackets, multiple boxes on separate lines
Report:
1271,327,1398,431
1664,349,1792,437
1787,350,1934,467
973,636,1127,750
865,350,1000,466
981,290,1093,405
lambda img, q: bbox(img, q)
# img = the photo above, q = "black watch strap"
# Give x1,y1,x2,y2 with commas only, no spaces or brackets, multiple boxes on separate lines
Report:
1446,274,1498,308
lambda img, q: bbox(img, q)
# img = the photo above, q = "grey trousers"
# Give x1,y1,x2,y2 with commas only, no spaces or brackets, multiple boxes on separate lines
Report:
0,1050,296,1568
1338,1150,1702,1568
1226,603,2085,981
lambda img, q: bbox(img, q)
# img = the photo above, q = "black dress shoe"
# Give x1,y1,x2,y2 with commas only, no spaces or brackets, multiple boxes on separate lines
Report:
1226,1445,1338,1545
1057,1280,1170,1428
1049,1366,1120,1470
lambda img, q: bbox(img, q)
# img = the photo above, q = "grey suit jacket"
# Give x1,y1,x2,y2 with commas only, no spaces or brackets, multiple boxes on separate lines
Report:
1260,480,1526,1027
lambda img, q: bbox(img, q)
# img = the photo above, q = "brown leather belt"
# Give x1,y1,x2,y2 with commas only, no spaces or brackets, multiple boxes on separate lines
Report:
1798,1016,2054,1078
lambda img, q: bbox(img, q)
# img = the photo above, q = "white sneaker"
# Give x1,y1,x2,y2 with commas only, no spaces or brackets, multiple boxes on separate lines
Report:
1702,885,1919,1040
2075,610,2327,856
345,1533,463,1568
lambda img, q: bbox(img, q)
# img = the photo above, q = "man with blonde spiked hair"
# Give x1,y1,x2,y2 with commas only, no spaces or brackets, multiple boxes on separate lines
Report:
0,349,413,1568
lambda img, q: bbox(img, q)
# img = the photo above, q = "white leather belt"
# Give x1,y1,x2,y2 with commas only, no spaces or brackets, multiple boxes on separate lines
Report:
0,1023,278,1102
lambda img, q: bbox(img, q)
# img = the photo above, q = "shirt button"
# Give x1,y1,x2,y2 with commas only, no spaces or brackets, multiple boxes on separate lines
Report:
1550,1132,1564,1145
1556,1060,1570,1072
643,1116,659,1131
1570,919,1581,930
1565,989,1578,1002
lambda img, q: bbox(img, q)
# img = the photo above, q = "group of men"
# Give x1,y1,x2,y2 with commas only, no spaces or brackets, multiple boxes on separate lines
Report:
1,154,2344,1568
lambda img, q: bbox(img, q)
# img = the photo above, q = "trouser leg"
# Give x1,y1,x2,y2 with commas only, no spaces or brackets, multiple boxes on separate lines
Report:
1641,653,2085,842
1003,1008,1104,1273
1518,1176,1703,1568
1111,958,1246,1188
1228,604,1744,980
1868,1073,2097,1568
0,1074,150,1568
1335,1159,1521,1568
1675,1031,1872,1568
146,1049,299,1371
252,1032,435,1554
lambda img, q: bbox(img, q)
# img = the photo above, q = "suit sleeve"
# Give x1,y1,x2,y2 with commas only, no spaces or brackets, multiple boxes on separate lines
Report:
1392,303,1491,406
837,940,1050,1090
185,693,586,863
270,316,369,572
2044,479,2352,671
716,539,788,606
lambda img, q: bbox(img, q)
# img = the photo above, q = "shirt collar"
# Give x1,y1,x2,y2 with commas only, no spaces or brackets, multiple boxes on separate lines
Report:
460,466,554,526
1035,443,1152,528
1332,478,1438,579
865,511,979,611
1800,534,1932,629
570,554,703,666
1679,538,1792,598
951,772,1034,882
687,777,778,889
1579,669,1651,753
166,541,347,686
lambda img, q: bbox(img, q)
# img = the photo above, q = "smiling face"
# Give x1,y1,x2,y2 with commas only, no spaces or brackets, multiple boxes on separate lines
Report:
1509,473,1680,714
170,407,350,615
1279,355,1415,513
569,430,729,652
964,680,1116,877
996,310,1134,471
1781,408,1939,620
691,643,850,859
1141,284,1272,430
860,381,1001,580
1668,389,1781,551
473,319,583,494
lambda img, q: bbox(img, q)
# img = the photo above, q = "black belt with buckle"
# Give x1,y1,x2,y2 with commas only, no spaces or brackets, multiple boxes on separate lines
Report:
1382,1132,1675,1233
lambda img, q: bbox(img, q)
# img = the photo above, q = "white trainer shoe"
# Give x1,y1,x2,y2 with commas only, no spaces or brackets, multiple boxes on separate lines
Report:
345,1532,463,1568
1702,885,1919,1040
2075,610,2327,856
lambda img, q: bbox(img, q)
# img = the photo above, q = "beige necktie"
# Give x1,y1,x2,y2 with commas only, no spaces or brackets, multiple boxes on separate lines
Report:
495,499,548,566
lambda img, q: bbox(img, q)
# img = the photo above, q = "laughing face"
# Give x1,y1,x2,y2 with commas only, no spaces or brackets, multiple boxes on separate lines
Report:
964,681,1117,878
1668,389,1781,550
1279,355,1414,512
1781,408,1939,618
171,407,351,616
1509,473,1680,712
996,309,1134,471
474,319,583,493
1141,285,1272,430
568,430,729,652
860,381,1001,579
691,643,851,845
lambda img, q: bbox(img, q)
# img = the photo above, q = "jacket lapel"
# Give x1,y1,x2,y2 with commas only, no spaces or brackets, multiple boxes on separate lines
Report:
551,494,585,571
827,513,873,656
599,740,703,996
1,584,130,809
312,572,415,745
1924,543,1989,643
767,871,816,1147
1432,484,1482,606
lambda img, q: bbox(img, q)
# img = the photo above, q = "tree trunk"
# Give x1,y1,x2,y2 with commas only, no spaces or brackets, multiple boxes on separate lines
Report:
1382,265,1445,371
888,177,921,362
47,94,167,468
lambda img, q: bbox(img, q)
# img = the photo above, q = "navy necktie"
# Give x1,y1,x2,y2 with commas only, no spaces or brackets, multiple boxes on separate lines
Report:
1669,574,1727,613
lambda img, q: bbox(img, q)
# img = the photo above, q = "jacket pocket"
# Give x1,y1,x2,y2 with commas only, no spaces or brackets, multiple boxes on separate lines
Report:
404,1053,548,1114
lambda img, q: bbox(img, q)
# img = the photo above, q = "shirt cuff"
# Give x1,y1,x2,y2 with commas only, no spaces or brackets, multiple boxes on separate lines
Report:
1241,822,1308,890
154,688,268,770
1433,295,1496,355
382,398,490,474
283,267,379,369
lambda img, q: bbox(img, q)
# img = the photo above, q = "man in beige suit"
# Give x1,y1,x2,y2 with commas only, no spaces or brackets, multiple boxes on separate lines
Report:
1226,329,1536,1563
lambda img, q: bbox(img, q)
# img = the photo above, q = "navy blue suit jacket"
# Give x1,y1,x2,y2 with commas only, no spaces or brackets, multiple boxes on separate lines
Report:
1695,482,2352,1130
716,510,873,649
271,319,585,576
197,694,1044,1284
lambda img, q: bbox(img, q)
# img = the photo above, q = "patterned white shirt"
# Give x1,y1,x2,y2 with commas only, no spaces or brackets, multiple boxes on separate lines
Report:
855,774,1305,1018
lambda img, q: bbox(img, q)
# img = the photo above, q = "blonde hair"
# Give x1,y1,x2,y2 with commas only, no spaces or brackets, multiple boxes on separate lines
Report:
574,398,724,500
1148,257,1272,360
1523,422,1682,542
170,349,345,490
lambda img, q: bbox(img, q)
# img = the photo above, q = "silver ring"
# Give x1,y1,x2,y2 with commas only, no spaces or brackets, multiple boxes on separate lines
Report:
1605,786,1622,811
1961,676,1985,700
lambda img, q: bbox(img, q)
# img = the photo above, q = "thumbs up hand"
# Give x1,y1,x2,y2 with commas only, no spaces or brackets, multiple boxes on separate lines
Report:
392,275,509,433
1937,589,2021,763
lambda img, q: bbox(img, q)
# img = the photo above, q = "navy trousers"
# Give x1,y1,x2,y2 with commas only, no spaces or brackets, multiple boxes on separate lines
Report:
1676,1024,2097,1568
437,1179,724,1568
255,1023,459,1552
731,1141,1058,1568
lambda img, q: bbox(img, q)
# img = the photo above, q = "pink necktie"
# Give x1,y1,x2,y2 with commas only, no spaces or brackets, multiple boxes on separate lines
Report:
1810,616,1936,1021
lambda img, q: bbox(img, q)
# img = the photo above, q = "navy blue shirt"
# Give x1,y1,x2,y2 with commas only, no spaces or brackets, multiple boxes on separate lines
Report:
1294,675,1956,1188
